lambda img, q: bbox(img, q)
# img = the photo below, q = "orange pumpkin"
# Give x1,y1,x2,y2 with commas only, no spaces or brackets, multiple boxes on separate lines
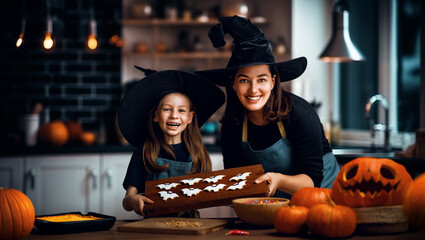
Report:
290,187,332,208
0,187,35,240
39,121,69,146
403,172,425,231
332,157,413,207
274,205,309,234
65,120,83,142
307,195,357,238
79,131,96,145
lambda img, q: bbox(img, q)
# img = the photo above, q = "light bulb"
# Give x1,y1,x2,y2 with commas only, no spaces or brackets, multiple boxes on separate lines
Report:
87,19,98,50
87,34,98,50
43,32,54,50
16,32,24,47
43,18,54,50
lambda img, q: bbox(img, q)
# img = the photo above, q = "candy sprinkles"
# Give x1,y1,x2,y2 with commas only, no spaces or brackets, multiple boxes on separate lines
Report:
244,199,284,204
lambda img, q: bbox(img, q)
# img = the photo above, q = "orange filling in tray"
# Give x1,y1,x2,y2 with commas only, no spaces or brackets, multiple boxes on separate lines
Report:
37,214,103,222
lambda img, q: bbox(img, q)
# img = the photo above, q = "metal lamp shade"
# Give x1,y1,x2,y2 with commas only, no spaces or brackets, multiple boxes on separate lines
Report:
319,0,365,62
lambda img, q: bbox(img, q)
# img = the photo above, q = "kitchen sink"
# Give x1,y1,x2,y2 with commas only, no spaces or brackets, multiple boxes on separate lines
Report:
332,146,398,158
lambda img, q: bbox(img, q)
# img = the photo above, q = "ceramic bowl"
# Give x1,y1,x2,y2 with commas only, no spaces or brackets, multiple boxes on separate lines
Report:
232,197,290,226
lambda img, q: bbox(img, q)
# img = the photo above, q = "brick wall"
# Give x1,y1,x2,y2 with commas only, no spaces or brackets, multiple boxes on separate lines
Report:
1,0,122,146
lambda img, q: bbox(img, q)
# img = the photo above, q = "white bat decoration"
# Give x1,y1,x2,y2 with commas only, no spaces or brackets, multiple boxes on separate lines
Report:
158,191,179,201
203,175,225,183
226,180,247,191
181,188,202,197
229,172,251,181
156,182,180,190
180,178,203,186
204,184,227,192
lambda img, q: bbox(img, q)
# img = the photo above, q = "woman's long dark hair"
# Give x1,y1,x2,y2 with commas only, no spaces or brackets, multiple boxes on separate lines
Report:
221,65,292,125
142,93,212,174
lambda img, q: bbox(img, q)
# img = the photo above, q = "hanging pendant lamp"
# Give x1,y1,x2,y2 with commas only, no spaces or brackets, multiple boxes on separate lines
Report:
319,0,365,62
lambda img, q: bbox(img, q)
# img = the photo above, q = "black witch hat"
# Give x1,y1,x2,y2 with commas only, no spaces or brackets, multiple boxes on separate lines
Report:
195,15,307,86
117,67,225,148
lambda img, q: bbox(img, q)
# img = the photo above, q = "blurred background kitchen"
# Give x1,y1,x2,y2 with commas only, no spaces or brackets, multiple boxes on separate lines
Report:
1,0,423,219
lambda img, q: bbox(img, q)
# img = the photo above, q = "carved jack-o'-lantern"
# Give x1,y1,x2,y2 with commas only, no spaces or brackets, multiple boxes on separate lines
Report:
332,157,413,207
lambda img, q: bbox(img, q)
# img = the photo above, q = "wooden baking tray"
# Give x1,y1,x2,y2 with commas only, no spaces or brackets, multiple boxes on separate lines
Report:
144,164,269,217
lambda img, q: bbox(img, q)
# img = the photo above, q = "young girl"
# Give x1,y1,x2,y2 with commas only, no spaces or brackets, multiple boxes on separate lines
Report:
118,69,225,216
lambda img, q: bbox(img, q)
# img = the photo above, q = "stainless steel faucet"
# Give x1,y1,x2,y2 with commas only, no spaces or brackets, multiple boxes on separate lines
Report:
365,94,391,152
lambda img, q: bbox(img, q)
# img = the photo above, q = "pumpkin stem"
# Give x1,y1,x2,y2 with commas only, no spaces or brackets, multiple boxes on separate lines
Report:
326,194,336,207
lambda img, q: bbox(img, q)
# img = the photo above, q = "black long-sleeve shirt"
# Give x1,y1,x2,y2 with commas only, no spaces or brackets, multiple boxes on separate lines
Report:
221,92,331,187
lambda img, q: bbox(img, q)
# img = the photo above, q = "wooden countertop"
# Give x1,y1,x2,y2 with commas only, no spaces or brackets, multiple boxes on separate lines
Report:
27,220,425,240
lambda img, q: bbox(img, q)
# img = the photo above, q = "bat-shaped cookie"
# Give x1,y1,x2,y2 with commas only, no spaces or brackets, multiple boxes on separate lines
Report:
226,180,247,190
204,184,226,192
180,178,203,186
203,175,225,183
156,183,180,190
229,172,251,181
181,188,202,197
158,191,179,200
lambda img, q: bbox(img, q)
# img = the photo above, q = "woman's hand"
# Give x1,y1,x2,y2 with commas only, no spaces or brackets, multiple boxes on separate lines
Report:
255,172,282,196
122,186,154,216
255,172,314,196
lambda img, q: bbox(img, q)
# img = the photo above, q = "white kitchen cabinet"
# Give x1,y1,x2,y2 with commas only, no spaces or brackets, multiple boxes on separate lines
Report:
0,157,24,190
25,154,101,216
100,153,141,220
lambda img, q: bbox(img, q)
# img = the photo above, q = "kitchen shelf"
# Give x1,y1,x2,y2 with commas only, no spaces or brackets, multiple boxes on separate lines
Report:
121,18,267,26
126,51,232,59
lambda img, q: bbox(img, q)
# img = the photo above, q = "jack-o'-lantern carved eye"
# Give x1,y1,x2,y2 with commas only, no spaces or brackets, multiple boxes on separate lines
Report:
345,164,358,180
380,165,396,179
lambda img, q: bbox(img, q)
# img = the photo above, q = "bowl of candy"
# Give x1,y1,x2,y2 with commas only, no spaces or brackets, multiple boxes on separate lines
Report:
232,197,290,226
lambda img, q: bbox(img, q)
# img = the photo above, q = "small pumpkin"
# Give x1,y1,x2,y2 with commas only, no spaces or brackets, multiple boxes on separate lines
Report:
403,172,425,231
290,187,332,208
274,205,309,234
0,187,36,240
79,131,96,145
307,195,357,238
39,121,69,146
332,157,413,207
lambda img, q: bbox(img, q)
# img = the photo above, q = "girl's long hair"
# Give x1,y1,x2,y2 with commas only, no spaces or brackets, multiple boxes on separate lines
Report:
142,94,212,174
222,65,292,125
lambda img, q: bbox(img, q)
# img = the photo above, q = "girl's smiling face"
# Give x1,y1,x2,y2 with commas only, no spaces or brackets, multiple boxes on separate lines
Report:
154,92,194,144
233,64,276,115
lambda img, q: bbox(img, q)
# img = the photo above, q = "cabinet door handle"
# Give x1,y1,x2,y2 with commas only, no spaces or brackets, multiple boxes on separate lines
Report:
105,169,113,189
24,169,36,193
90,169,98,189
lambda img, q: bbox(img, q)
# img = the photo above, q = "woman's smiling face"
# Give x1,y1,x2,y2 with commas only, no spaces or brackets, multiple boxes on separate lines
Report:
154,92,194,144
233,64,276,114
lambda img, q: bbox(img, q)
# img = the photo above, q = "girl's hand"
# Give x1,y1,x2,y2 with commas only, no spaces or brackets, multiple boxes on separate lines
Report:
123,186,154,216
255,172,282,196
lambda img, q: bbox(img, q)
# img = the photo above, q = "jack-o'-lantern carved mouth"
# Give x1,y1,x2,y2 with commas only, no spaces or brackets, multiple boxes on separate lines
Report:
339,164,401,197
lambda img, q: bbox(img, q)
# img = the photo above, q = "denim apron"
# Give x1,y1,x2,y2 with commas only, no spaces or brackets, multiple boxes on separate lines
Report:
145,157,193,181
241,117,340,198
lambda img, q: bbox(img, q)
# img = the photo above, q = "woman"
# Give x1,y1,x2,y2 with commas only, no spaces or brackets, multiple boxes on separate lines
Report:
196,15,340,198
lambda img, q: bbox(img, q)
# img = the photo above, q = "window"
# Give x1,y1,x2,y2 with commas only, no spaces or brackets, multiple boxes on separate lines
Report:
339,0,420,148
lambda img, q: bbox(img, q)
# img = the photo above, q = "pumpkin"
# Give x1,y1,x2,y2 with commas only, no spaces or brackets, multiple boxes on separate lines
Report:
79,131,96,145
290,187,332,208
0,187,35,240
403,172,425,231
332,157,413,207
307,195,357,238
38,121,69,146
273,205,309,234
65,120,83,142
